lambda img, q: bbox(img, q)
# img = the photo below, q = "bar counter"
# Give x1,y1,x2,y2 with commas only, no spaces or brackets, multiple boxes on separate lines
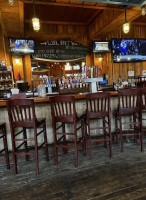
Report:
0,91,119,151
0,91,118,107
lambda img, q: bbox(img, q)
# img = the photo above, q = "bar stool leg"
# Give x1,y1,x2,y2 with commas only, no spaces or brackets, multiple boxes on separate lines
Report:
120,115,124,152
87,120,92,160
108,116,112,157
34,128,39,175
23,128,29,161
81,119,86,156
74,122,78,168
133,114,137,143
103,118,107,148
53,123,58,165
11,128,18,174
43,123,49,161
62,123,67,155
115,110,119,143
2,125,10,169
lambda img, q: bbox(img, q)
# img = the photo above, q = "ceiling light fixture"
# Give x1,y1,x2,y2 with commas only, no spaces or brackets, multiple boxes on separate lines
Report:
32,0,40,32
123,6,130,34
141,5,146,16
8,0,14,5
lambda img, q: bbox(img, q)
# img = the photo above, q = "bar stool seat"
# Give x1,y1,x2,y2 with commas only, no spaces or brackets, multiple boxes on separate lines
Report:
86,92,112,159
50,95,86,167
7,98,49,175
0,123,10,169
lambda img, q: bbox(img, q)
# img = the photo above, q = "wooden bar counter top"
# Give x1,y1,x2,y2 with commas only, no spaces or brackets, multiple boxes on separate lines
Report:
0,91,118,107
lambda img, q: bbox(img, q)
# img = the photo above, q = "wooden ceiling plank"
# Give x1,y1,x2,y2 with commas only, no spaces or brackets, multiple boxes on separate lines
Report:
25,20,86,26
19,1,24,35
0,12,7,37
131,22,146,27
22,0,124,11
87,10,101,25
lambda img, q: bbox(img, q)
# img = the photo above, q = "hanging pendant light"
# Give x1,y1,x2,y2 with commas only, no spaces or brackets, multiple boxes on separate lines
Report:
141,5,146,16
8,0,14,5
123,6,130,34
32,0,40,32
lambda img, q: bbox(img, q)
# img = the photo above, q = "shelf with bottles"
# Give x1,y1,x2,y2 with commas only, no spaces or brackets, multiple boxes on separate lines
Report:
57,74,90,94
0,71,14,90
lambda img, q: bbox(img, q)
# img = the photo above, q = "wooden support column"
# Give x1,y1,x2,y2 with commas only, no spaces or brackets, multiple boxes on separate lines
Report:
23,55,32,89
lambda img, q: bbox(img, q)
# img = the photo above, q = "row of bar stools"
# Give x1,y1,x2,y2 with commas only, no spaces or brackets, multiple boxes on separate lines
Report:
50,95,86,167
0,123,10,169
115,88,143,152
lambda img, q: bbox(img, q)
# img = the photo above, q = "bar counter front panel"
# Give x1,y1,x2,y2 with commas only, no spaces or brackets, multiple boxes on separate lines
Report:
0,92,129,151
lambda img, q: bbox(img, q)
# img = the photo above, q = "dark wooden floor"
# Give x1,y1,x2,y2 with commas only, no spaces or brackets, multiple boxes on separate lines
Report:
1,140,146,200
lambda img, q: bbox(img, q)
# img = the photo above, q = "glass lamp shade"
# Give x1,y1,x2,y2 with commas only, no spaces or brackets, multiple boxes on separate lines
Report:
123,22,130,34
32,17,40,32
141,6,146,16
8,0,14,5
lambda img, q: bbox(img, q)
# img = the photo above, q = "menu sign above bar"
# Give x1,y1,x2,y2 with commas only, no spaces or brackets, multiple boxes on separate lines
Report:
33,41,89,62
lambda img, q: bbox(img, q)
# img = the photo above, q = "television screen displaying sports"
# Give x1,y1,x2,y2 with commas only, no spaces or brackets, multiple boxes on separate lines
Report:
9,38,34,54
93,41,110,53
112,38,146,62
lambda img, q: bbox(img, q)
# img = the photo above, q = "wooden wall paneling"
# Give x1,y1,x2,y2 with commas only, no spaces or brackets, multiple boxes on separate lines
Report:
4,36,10,66
23,55,32,89
0,26,6,63
12,55,24,83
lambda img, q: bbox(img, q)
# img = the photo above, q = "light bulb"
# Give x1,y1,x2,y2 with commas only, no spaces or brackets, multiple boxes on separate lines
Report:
8,0,14,5
141,6,146,16
32,17,40,32
123,22,130,34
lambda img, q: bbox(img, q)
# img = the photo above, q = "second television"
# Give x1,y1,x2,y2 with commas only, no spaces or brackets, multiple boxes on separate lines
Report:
9,38,34,54
93,41,110,53
112,38,146,62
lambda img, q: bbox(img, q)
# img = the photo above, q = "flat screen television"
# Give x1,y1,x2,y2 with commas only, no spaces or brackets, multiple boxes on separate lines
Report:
112,38,146,62
9,38,34,54
93,41,110,53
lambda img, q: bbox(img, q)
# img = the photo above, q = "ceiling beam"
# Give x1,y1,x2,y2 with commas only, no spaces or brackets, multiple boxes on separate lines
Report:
22,0,125,11
0,12,7,37
131,22,146,27
25,20,87,26
74,0,146,7
87,10,101,25
19,1,24,35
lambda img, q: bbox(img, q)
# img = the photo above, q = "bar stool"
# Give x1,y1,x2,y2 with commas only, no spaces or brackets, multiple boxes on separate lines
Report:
50,95,86,167
140,88,146,150
86,92,112,159
0,123,10,169
6,98,49,175
117,89,142,152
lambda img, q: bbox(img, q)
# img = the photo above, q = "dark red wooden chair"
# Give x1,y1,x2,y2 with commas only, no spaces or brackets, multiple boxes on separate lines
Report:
50,95,86,167
86,92,112,159
0,123,10,169
140,88,146,150
117,89,142,152
6,98,49,175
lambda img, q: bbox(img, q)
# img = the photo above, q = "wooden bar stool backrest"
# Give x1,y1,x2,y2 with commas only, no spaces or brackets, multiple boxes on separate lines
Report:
11,93,27,99
118,89,140,115
50,95,76,123
86,92,110,119
7,99,36,128
140,88,146,110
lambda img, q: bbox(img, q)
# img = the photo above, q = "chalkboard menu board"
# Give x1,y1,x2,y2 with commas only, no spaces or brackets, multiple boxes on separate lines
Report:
33,41,89,61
